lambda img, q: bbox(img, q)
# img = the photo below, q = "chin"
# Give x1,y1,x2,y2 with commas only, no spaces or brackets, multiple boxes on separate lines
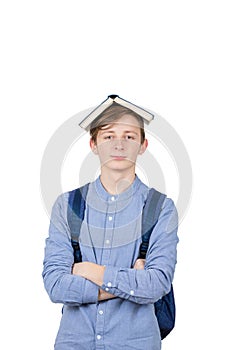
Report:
105,159,134,171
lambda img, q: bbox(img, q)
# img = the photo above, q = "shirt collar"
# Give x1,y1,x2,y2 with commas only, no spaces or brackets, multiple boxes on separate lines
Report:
93,175,141,203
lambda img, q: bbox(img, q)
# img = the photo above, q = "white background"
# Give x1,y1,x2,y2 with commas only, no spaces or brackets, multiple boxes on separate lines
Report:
1,1,233,349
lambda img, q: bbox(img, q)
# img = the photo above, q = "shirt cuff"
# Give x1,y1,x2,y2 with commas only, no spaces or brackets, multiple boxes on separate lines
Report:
102,265,119,292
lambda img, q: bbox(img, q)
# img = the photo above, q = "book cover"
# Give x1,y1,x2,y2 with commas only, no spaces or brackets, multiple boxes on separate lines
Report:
79,95,154,130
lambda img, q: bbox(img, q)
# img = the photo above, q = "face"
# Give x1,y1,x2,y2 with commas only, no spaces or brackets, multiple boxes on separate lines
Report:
90,114,148,173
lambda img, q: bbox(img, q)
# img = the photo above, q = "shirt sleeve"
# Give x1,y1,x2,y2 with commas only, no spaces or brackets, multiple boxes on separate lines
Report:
42,193,99,306
101,198,179,304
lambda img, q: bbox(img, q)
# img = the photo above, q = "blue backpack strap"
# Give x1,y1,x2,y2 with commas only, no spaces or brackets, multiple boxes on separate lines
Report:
139,188,166,259
67,183,89,263
139,188,176,340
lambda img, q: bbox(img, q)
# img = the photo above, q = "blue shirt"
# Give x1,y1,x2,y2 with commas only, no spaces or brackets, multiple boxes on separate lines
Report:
42,176,179,350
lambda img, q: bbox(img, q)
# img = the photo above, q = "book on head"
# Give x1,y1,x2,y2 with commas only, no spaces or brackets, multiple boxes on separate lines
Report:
79,95,154,131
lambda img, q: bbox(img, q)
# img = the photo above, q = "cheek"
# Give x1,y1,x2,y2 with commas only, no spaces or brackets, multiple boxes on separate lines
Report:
128,142,141,155
96,143,111,161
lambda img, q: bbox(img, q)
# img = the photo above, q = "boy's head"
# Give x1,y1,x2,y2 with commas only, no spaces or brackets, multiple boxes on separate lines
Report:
89,103,148,177
90,103,145,145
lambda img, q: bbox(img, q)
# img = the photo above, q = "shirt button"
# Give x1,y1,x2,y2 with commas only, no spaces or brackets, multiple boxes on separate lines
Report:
96,335,101,340
99,310,104,315
130,290,135,295
105,287,109,292
107,282,112,287
111,196,115,201
108,216,113,221
105,239,110,245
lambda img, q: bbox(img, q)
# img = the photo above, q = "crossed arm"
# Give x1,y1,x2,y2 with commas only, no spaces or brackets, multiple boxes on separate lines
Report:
72,259,145,301
43,196,178,305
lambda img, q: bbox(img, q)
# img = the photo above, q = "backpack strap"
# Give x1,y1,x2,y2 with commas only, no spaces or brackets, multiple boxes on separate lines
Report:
67,183,89,263
138,188,166,259
139,188,176,340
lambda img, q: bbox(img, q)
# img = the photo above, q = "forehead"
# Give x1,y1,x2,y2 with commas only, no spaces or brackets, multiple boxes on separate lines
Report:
101,114,142,130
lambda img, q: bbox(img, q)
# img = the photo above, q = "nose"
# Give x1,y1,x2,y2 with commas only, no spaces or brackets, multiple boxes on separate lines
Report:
114,139,124,150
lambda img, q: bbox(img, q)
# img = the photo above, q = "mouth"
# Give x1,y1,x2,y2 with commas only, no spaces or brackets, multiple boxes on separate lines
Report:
110,155,127,160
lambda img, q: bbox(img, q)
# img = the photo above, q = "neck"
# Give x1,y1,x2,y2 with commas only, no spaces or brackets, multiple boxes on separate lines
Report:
100,169,136,195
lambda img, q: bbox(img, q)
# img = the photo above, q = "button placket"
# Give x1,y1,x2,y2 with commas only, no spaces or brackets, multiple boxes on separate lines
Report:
95,303,106,346
96,202,117,346
101,202,115,261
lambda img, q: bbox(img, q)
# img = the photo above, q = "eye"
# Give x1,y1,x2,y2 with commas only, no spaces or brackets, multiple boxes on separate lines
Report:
104,135,113,140
125,135,135,140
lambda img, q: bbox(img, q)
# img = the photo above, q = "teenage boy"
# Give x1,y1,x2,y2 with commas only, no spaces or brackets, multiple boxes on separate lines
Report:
42,101,179,350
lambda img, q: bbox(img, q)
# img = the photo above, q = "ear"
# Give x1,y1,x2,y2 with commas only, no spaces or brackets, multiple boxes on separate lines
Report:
138,139,148,155
90,138,98,154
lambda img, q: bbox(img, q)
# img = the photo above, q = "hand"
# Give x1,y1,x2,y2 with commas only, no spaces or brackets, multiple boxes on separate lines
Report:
72,262,89,277
72,262,106,286
133,258,146,270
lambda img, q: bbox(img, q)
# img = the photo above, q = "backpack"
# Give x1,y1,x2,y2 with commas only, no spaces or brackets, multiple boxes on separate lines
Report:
67,183,175,340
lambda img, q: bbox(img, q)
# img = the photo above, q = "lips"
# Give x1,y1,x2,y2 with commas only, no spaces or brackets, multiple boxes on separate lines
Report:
111,155,127,160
